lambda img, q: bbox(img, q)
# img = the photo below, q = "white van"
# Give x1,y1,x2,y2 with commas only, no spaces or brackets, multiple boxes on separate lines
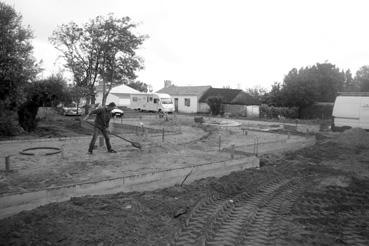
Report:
129,93,175,113
332,92,369,131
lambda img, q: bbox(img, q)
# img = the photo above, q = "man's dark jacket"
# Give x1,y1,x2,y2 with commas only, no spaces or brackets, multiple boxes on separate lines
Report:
90,107,111,129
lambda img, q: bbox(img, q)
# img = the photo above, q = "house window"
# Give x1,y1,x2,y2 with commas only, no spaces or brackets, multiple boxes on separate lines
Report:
184,98,191,107
132,97,138,102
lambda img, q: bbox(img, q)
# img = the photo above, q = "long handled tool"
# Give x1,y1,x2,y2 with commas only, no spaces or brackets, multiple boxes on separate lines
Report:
84,120,142,149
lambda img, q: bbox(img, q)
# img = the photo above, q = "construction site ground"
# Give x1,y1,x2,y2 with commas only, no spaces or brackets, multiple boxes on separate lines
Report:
0,115,311,195
0,113,368,245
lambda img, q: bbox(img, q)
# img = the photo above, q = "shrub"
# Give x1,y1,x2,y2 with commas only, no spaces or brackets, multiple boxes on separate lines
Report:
0,112,23,136
207,96,223,115
300,103,333,119
17,100,40,132
260,104,298,119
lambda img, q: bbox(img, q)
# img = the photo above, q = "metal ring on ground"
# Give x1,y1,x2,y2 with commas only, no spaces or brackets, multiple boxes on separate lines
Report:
20,147,62,156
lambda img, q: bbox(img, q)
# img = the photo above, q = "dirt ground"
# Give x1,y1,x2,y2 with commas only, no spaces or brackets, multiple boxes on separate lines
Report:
1,116,369,245
0,114,310,195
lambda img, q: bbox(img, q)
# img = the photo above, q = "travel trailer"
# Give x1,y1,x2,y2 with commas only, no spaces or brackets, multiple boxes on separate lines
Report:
332,92,369,131
129,93,175,113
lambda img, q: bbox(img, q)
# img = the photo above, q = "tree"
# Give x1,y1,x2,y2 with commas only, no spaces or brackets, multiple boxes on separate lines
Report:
343,69,359,92
355,65,369,92
282,63,345,106
0,2,40,114
282,67,316,110
207,96,223,115
263,82,284,106
50,14,146,106
245,86,267,104
18,75,69,132
127,80,148,92
25,74,69,107
262,63,345,117
312,63,345,102
66,85,90,114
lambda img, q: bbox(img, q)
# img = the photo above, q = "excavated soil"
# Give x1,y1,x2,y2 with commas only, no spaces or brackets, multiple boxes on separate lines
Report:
1,125,369,245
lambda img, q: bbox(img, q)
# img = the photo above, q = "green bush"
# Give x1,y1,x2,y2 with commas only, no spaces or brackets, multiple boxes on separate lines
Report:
207,96,223,115
0,113,23,136
300,104,333,119
17,100,40,132
260,104,298,119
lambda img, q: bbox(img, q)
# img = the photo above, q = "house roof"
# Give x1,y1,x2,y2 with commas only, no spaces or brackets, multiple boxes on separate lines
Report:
337,92,369,97
101,84,141,95
231,91,261,105
156,85,211,97
199,88,242,104
199,88,260,105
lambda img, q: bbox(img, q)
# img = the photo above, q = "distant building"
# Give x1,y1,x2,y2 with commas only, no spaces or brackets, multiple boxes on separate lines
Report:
199,88,260,116
156,85,211,113
95,83,141,107
156,83,260,116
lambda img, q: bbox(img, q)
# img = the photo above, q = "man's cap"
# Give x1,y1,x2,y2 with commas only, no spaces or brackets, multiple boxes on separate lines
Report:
108,102,116,107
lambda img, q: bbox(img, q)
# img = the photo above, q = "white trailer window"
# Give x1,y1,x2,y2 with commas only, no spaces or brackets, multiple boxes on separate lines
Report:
161,98,172,104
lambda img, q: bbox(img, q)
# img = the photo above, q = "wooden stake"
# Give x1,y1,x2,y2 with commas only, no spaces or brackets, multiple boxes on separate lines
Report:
231,144,235,159
61,144,65,159
162,128,165,142
5,156,10,172
99,136,104,147
218,135,221,151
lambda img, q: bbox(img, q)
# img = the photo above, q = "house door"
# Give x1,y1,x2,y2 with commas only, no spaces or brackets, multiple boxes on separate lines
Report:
174,98,178,112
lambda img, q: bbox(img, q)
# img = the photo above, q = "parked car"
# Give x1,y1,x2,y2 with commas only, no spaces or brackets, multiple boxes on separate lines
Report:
111,108,124,118
62,103,83,116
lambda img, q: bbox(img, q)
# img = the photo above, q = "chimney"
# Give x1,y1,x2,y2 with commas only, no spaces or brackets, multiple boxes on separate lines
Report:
164,80,172,88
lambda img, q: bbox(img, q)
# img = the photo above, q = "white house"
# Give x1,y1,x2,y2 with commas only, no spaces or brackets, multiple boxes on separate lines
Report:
95,83,141,107
156,85,211,113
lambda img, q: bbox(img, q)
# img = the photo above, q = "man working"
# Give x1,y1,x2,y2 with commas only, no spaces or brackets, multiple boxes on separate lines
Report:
84,102,117,154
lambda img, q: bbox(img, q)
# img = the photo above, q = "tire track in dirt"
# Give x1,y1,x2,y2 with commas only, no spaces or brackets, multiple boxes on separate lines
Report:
172,176,310,246
290,185,369,246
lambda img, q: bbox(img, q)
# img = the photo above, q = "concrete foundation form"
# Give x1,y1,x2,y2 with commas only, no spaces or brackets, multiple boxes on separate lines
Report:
0,156,259,219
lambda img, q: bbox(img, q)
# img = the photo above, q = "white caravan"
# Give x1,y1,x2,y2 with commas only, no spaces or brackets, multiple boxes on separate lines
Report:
129,93,175,113
332,92,369,131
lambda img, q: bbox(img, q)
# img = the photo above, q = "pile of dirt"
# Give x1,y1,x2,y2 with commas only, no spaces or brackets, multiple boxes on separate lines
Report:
331,128,369,147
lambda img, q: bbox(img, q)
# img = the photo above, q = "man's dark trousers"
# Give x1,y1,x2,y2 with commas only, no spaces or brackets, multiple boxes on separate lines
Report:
88,126,112,152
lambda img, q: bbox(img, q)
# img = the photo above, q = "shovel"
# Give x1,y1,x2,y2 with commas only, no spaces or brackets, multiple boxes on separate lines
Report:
84,120,142,149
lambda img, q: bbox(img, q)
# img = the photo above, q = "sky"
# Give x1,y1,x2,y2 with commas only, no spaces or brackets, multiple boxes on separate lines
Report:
3,0,369,91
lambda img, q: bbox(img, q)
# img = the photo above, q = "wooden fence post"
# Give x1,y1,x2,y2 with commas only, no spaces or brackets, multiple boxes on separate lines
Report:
5,156,10,172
